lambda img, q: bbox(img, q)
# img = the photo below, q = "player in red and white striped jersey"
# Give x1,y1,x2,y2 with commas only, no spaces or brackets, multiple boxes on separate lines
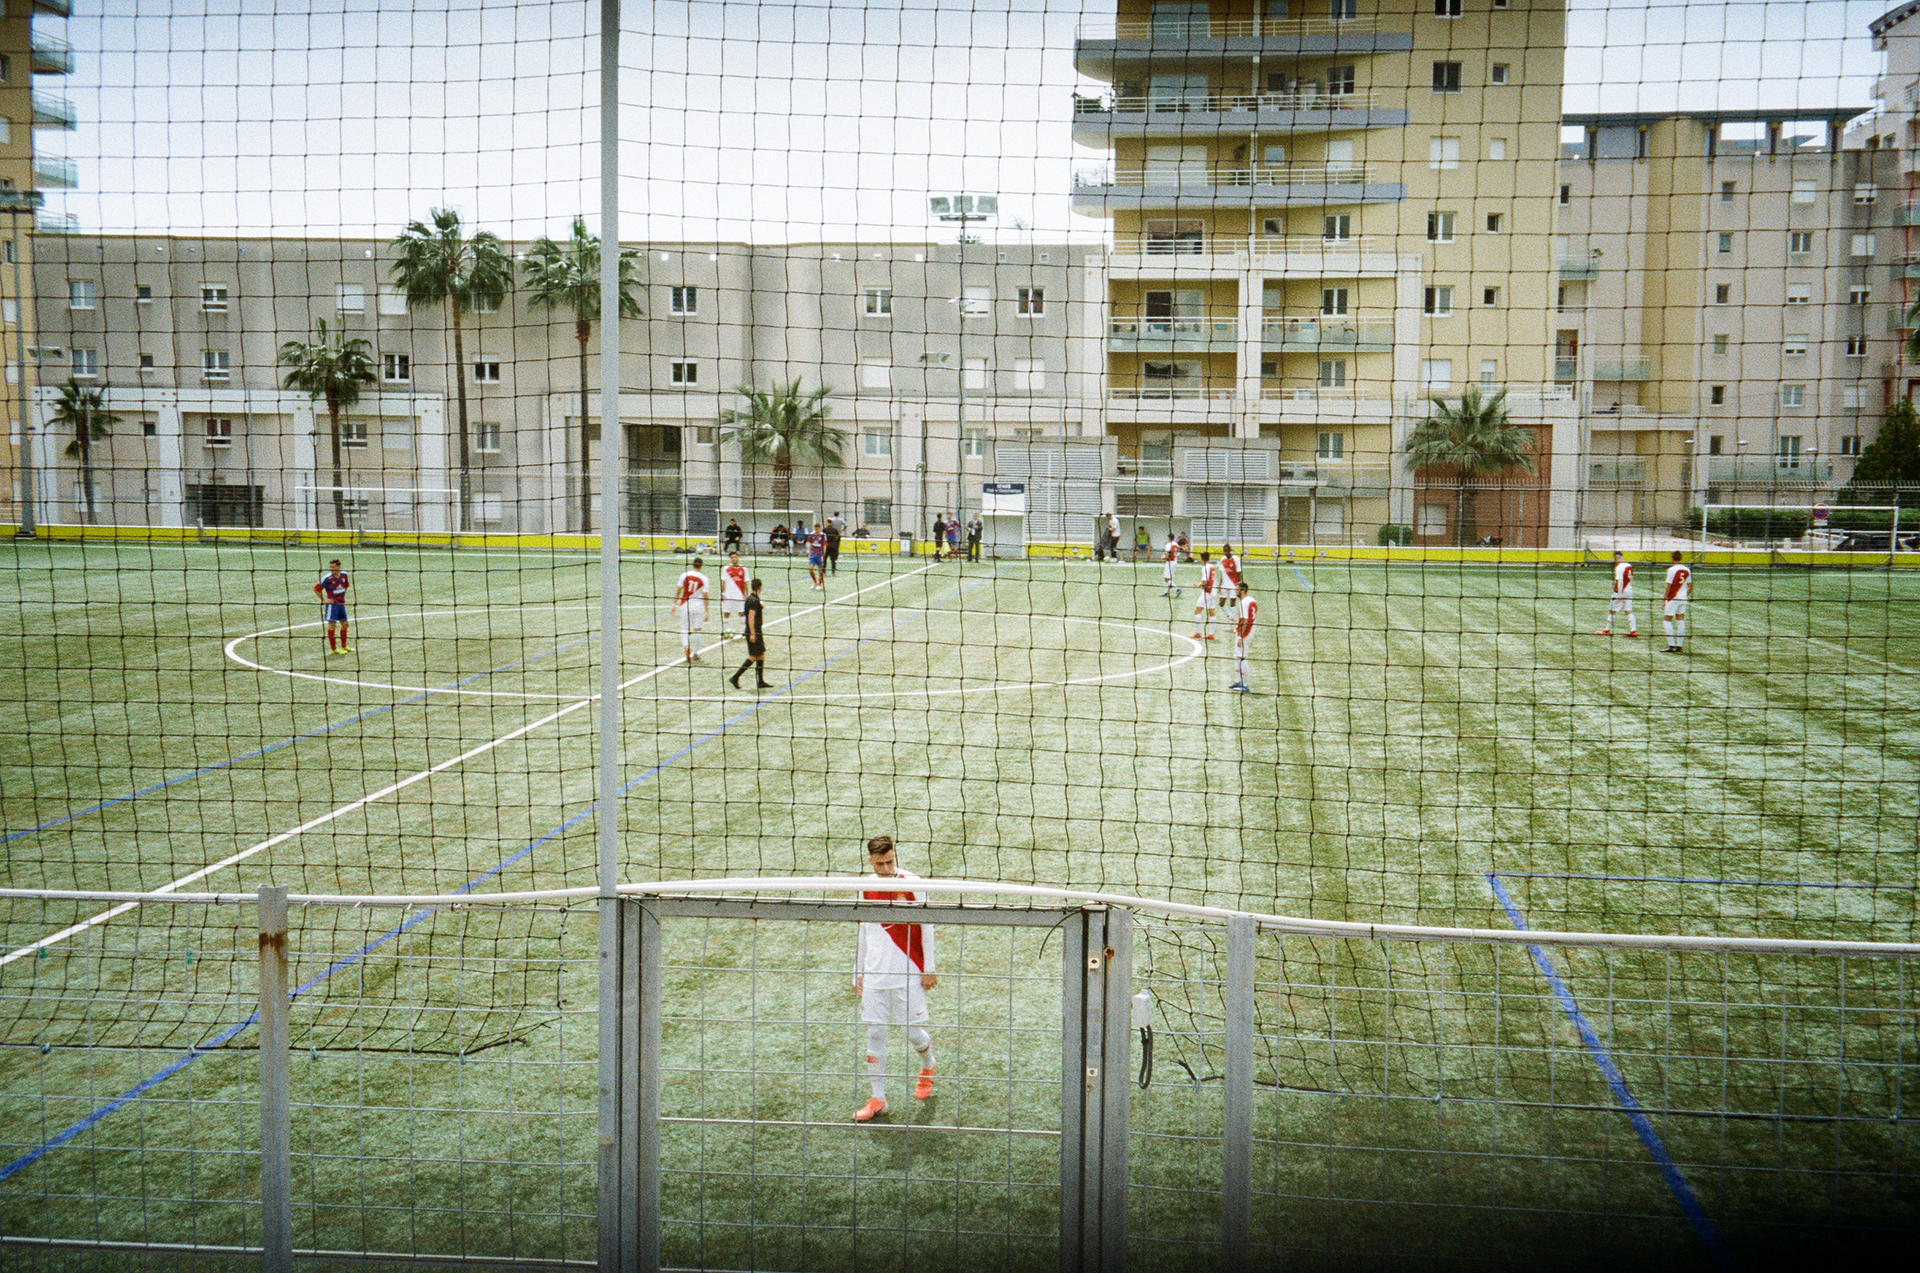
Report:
1595,551,1638,637
1230,581,1258,692
1162,536,1182,597
674,557,710,663
719,552,750,634
1217,545,1244,621
852,834,938,1122
1190,552,1218,640
1661,551,1692,654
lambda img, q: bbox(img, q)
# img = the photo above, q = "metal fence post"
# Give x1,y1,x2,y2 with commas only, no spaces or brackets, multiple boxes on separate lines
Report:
1061,906,1131,1273
635,901,661,1272
1222,916,1255,1272
256,886,292,1273
600,899,660,1272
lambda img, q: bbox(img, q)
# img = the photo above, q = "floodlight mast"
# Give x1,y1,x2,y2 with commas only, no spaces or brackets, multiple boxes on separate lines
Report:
2,190,45,539
931,194,997,547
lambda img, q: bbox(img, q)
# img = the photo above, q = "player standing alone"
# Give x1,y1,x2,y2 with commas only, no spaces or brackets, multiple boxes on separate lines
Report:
1190,551,1217,640
806,524,827,590
1161,535,1182,597
1595,551,1638,638
729,577,771,690
1661,550,1692,654
1217,544,1244,625
853,834,937,1122
720,551,750,634
313,559,352,656
674,556,710,663
1229,580,1258,692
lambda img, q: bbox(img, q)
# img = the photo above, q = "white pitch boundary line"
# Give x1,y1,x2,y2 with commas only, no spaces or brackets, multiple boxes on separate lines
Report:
0,563,937,967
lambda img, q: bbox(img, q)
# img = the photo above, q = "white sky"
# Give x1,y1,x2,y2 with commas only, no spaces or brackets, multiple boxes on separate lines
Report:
39,0,1894,243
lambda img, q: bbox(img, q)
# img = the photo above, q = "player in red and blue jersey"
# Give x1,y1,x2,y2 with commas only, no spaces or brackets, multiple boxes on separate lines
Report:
313,559,352,655
806,526,827,591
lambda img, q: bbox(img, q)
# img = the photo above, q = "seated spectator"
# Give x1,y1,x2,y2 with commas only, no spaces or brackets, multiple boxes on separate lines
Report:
770,523,790,551
853,524,871,538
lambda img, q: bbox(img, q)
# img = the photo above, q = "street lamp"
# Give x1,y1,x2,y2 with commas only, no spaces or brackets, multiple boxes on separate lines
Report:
1,189,45,538
931,194,997,545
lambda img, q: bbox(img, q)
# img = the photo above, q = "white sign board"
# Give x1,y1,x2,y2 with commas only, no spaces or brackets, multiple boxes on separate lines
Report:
983,482,1026,514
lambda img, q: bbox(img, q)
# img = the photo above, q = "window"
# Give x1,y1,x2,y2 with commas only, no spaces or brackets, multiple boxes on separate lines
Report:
1708,435,1723,455
861,363,890,389
961,286,991,316
963,429,986,458
1423,285,1454,316
67,280,95,310
0,55,9,82
1432,62,1462,93
1850,286,1872,305
1319,359,1347,387
472,359,501,382
1015,358,1045,391
1427,211,1456,242
1791,180,1817,206
669,286,697,314
138,353,155,371
1778,435,1803,467
1417,505,1448,536
670,360,698,385
1321,287,1348,314
336,283,366,313
472,422,501,453
378,286,408,316
342,419,371,449
1480,358,1499,385
71,348,99,378
1325,65,1356,96
1420,358,1452,388
1486,213,1504,233
1720,181,1737,203
1784,232,1814,256
864,497,894,526
1712,334,1728,354
201,284,228,312
694,425,715,445
1840,434,1863,455
1846,337,1868,357
864,287,892,316
382,352,411,382
1487,137,1507,159
1490,64,1509,85
473,493,505,524
1434,0,1461,15
1780,384,1805,407
202,349,230,380
1559,184,1571,206
1852,234,1876,257
1316,432,1344,459
1493,0,1510,7
205,418,233,448
1855,183,1879,204
1429,136,1461,169
1707,385,1728,405
1323,214,1351,240
1329,0,1357,18
135,285,153,303
863,431,891,457
1785,284,1810,304
1716,233,1734,254
1262,144,1288,164
963,356,988,389
1782,337,1809,356
1714,284,1731,304
1482,286,1500,306
1017,286,1046,316
471,294,499,314
1260,359,1278,377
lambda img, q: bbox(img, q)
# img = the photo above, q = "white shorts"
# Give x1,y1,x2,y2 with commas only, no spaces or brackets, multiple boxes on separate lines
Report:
678,601,707,641
722,598,744,618
1218,588,1238,607
1609,594,1635,614
860,982,929,1026
1163,562,1175,582
1663,599,1689,619
1196,590,1214,608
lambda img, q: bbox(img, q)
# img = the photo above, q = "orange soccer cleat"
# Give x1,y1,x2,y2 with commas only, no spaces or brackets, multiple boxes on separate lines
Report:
914,1067,936,1100
853,1097,888,1122
1594,629,1612,636
1626,631,1639,638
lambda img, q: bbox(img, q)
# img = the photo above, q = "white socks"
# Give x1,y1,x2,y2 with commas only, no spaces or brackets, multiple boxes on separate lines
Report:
867,1024,936,1098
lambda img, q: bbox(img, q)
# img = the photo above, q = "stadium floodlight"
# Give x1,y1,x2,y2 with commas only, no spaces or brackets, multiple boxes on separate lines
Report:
1,189,45,539
928,194,999,540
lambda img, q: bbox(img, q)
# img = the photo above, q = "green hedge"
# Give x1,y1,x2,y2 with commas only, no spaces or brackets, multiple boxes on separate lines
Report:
1377,524,1414,546
1685,507,1812,538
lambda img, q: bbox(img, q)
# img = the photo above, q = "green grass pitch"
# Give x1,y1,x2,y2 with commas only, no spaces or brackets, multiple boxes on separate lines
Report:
1,541,1915,1268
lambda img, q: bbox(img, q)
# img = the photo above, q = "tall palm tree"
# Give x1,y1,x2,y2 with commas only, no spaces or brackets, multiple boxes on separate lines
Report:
389,208,513,532
716,379,846,508
277,318,377,530
51,379,121,524
1403,385,1536,546
522,216,644,533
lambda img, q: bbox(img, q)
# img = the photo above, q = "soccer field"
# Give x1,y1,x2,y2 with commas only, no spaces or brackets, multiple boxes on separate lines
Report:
1,540,1916,1267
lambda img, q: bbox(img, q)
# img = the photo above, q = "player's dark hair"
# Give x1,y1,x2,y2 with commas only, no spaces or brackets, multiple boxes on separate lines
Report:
1671,550,1683,561
328,559,340,567
866,834,894,858
692,556,704,569
750,577,762,591
1199,551,1210,562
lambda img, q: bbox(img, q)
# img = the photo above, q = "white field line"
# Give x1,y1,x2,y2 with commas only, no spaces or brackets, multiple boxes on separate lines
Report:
0,563,935,966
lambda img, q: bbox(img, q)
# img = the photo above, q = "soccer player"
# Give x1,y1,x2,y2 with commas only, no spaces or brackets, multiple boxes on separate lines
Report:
1161,535,1182,597
1218,544,1244,619
853,834,937,1122
1595,551,1638,637
1230,580,1258,692
1661,550,1692,654
720,551,750,633
674,556,710,663
805,525,827,590
313,559,353,655
1190,551,1217,640
729,577,771,690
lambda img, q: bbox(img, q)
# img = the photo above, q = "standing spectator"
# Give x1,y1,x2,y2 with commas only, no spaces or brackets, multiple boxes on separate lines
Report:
966,513,983,561
830,510,847,533
852,834,938,1122
931,512,947,561
729,577,771,690
722,518,744,553
825,518,843,574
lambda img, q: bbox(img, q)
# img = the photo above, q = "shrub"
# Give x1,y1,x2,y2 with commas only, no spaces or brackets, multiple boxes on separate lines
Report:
1377,524,1414,546
1686,506,1812,539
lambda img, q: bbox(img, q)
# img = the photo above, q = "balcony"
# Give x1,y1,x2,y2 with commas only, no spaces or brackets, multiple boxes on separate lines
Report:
1553,357,1579,381
32,94,76,131
1072,163,1404,211
1106,233,1403,278
32,156,78,189
1107,316,1239,353
1257,386,1396,422
35,212,79,235
30,33,74,75
34,0,74,15
1108,385,1237,404
1116,456,1175,480
1896,254,1920,281
1071,89,1405,142
1705,456,1835,486
1589,355,1653,381
1262,314,1394,352
1588,458,1648,489
1556,254,1600,279
1074,15,1411,75
1279,461,1392,496
1894,199,1920,228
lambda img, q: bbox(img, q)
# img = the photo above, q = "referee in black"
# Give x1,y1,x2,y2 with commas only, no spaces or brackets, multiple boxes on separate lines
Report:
730,577,771,690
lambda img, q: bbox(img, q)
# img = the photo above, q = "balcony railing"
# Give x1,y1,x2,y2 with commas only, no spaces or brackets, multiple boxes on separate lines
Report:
1108,385,1238,403
30,33,74,74
1589,355,1653,380
1076,163,1374,190
32,156,78,188
31,93,76,130
1705,456,1836,485
1077,89,1385,116
1077,16,1382,40
1262,314,1394,351
1556,255,1600,278
1115,457,1176,481
1260,386,1392,404
1108,317,1239,348
1278,462,1392,494
1896,254,1920,281
1894,199,1920,228
1109,233,1390,257
1588,458,1649,488
1553,357,1579,380
35,212,80,235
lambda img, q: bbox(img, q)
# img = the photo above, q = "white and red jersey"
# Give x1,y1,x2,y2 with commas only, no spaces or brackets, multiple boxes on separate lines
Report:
1163,540,1179,565
674,570,709,607
1197,560,1217,594
1664,562,1692,603
1236,594,1259,639
1612,560,1633,596
721,563,749,602
856,868,935,990
1220,553,1243,590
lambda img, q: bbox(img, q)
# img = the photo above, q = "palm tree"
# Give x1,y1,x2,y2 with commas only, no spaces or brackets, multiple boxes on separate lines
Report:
389,208,513,532
277,318,377,530
523,216,644,533
716,379,846,508
51,380,121,524
1403,386,1536,546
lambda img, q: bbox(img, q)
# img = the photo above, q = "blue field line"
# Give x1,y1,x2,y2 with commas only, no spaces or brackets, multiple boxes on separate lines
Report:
1485,873,1735,1270
1287,563,1315,592
0,568,992,1185
1493,871,1912,891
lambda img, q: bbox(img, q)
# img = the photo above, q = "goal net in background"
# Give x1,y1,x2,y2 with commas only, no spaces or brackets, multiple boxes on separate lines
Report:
0,0,1917,1266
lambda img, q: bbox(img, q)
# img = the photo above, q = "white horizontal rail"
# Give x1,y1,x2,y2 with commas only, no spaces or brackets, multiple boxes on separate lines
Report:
4,877,1919,957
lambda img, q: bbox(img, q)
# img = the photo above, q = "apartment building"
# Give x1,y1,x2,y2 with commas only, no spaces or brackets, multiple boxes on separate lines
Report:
1557,110,1897,527
1070,0,1580,546
1,0,74,526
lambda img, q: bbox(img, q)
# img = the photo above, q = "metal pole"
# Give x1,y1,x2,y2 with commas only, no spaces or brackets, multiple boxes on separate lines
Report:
256,886,293,1273
636,902,662,1271
1222,915,1255,1272
956,231,966,536
9,205,35,539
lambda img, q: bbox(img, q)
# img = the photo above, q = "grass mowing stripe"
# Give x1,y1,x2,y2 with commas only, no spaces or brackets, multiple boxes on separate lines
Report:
1496,871,1915,890
1486,871,1735,1271
0,565,997,1185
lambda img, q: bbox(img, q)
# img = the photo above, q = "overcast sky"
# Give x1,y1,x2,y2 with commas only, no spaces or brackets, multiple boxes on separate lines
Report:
39,0,1894,243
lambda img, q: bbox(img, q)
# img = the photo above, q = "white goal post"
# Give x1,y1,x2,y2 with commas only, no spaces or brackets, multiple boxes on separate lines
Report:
295,485,463,547
1697,502,1909,548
